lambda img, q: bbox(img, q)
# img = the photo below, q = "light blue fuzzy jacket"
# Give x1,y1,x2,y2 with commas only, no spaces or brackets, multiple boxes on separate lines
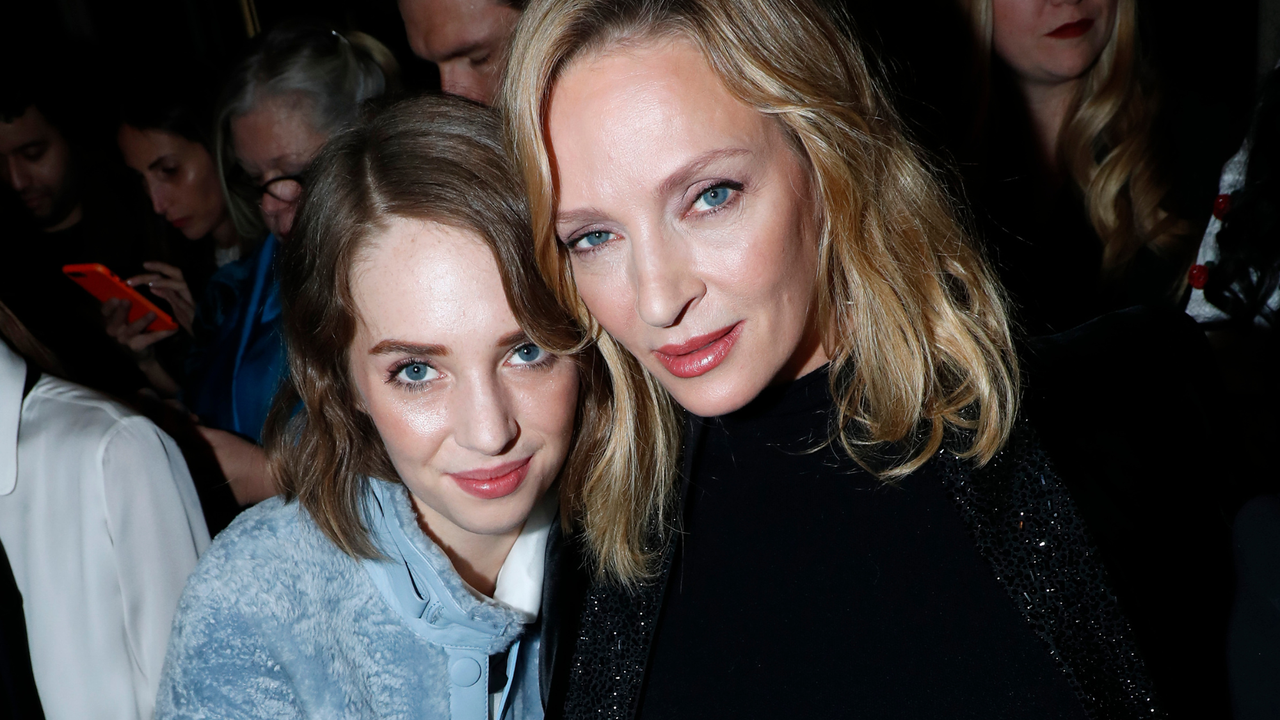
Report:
155,478,542,719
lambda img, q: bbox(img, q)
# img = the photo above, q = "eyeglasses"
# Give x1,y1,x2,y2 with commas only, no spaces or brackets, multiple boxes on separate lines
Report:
257,174,304,205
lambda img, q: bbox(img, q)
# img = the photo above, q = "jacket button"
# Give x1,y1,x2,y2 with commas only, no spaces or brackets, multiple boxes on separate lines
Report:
450,658,482,687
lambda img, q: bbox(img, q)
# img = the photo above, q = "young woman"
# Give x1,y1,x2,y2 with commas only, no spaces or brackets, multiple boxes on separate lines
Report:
107,73,243,397
156,96,600,720
961,0,1191,333
502,0,1162,717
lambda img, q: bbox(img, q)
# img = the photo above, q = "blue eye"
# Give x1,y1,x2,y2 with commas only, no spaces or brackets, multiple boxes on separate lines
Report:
509,344,547,366
693,184,738,212
395,362,436,384
569,230,614,251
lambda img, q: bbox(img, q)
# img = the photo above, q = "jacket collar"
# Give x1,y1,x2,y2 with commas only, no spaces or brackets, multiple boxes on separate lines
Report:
362,477,531,653
0,343,25,496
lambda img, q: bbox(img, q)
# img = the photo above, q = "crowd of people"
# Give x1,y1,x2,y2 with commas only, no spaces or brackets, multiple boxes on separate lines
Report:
0,0,1276,718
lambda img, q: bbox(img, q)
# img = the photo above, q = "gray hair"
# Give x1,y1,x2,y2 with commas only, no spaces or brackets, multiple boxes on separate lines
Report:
216,21,399,240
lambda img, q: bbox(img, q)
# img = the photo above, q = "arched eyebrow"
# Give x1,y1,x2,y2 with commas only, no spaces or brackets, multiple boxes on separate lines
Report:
368,331,530,357
370,340,449,356
656,147,751,198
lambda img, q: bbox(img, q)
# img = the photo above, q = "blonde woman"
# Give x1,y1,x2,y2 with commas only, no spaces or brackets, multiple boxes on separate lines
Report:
502,0,1162,717
962,0,1191,333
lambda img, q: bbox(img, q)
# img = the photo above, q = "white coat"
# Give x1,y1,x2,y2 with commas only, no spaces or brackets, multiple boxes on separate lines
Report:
0,341,210,719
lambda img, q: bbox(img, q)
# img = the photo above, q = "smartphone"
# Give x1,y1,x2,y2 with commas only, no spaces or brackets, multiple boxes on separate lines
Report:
62,263,179,333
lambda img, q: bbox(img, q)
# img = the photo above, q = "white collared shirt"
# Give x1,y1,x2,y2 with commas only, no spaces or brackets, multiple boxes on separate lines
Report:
0,344,210,719
488,491,557,718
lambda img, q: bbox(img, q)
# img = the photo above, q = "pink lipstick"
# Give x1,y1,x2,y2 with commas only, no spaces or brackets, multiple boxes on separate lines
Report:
448,457,531,500
653,322,743,379
1047,18,1094,39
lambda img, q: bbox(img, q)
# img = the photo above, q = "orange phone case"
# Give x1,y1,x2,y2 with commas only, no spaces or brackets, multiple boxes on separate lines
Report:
62,263,180,333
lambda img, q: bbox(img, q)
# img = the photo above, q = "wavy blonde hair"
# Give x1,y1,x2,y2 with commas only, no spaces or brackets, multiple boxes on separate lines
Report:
964,0,1190,276
502,0,1020,583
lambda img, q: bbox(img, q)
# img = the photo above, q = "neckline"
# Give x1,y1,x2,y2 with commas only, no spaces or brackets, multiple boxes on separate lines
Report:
713,363,832,426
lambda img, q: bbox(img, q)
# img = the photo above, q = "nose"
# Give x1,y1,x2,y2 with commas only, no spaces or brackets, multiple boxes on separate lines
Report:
452,372,520,457
149,187,169,217
260,194,296,237
5,160,29,192
631,226,703,329
439,63,488,104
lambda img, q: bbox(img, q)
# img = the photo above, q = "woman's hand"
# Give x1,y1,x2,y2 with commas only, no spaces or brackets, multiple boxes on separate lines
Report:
102,298,178,361
198,427,279,506
127,261,196,334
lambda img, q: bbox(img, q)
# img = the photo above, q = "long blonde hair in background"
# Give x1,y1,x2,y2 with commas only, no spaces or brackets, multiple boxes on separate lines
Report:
965,0,1191,276
503,0,1020,584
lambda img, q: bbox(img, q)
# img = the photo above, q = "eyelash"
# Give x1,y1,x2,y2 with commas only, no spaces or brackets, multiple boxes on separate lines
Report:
386,358,437,391
563,179,745,256
382,344,555,391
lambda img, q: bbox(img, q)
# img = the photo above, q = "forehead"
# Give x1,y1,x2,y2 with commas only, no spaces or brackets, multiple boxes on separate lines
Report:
230,93,324,172
547,38,778,199
118,126,194,160
0,106,58,154
400,0,513,59
352,217,516,342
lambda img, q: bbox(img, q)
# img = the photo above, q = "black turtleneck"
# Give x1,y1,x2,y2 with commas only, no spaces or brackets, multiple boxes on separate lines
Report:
636,367,1087,719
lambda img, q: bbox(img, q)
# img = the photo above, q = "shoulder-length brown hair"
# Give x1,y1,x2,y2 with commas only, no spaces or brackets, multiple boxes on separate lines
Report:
264,94,605,559
963,0,1191,277
502,0,1020,583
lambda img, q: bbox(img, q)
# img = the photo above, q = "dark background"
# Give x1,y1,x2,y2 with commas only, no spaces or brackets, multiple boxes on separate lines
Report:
3,0,1273,225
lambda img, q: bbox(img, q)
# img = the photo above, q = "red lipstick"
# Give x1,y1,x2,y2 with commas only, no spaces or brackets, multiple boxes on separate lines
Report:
448,457,531,500
653,322,743,379
169,216,191,229
1047,18,1094,39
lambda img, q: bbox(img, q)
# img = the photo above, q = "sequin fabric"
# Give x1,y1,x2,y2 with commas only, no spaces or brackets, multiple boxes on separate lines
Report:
559,543,671,720
558,420,1165,720
941,419,1165,719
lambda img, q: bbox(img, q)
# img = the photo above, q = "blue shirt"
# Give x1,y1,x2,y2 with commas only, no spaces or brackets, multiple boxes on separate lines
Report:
184,234,286,442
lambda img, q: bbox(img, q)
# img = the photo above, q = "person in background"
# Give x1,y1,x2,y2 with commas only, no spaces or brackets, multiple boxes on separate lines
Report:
158,95,593,720
0,45,167,397
1184,62,1280,720
0,298,210,720
397,0,522,103
177,23,396,506
961,0,1191,334
107,65,245,400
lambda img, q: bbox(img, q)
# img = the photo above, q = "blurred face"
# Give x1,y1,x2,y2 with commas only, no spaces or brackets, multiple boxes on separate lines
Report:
230,93,329,239
397,0,521,104
349,217,578,547
992,0,1117,87
118,125,226,240
0,105,78,227
548,39,825,418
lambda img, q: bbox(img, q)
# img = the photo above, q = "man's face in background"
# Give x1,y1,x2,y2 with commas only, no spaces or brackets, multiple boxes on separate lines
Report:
0,105,79,229
398,0,521,104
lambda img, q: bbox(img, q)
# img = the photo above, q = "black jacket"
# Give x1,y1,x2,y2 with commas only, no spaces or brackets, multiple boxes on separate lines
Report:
548,418,1164,720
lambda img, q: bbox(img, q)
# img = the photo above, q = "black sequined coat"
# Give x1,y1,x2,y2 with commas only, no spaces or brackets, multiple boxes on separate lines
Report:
547,418,1165,720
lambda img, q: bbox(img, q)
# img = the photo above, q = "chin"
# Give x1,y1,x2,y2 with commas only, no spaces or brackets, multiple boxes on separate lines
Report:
453,497,537,537
663,371,769,418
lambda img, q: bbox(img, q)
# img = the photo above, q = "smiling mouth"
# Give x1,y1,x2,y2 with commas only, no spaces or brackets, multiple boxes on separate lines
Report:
448,457,532,500
1047,18,1094,39
652,322,743,379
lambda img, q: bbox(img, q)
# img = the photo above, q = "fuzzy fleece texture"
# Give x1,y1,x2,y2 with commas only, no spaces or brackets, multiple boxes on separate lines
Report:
156,479,530,719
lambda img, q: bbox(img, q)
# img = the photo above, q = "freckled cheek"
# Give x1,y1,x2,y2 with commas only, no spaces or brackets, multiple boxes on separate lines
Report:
511,364,579,451
365,392,451,469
